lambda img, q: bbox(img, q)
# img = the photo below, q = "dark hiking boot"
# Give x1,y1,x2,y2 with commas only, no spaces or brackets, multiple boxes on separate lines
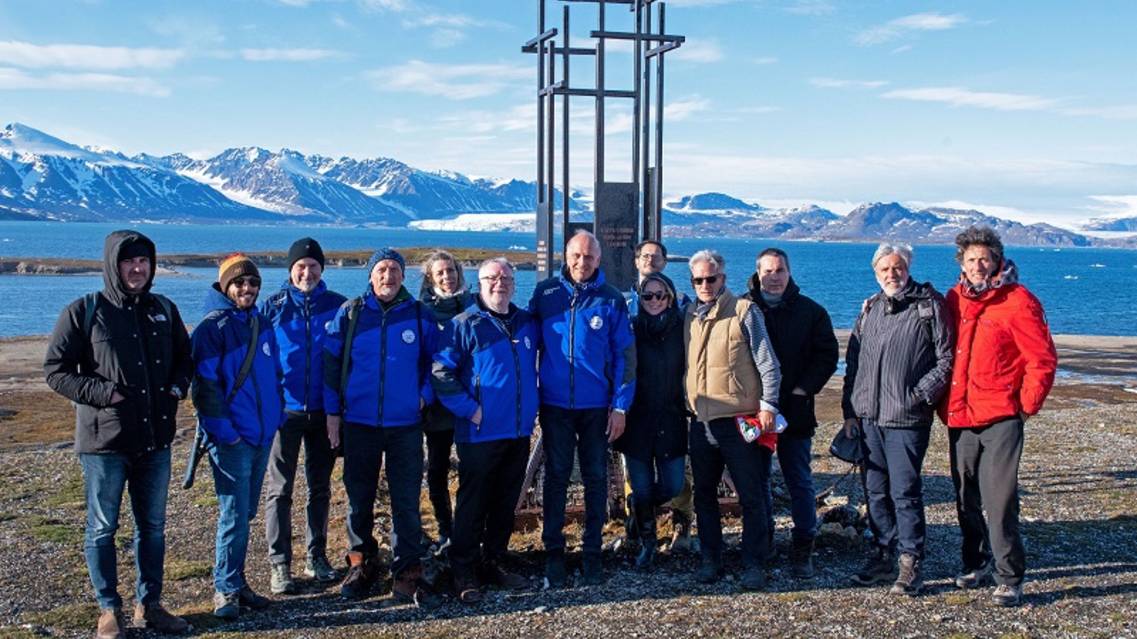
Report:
790,537,815,579
740,566,767,591
453,567,483,604
238,585,271,610
955,560,994,589
695,557,723,584
305,555,339,583
133,602,190,634
340,551,381,600
889,553,923,596
850,547,897,586
580,552,604,586
992,583,1023,607
95,607,126,639
479,560,528,590
634,499,657,570
393,564,441,610
544,550,567,589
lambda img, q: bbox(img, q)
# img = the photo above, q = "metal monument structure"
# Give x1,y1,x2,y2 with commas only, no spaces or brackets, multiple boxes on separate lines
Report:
525,0,685,291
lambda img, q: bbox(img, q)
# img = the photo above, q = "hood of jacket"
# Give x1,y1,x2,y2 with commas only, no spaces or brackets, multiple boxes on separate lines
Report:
204,282,254,317
747,273,801,309
102,230,156,306
958,259,1020,300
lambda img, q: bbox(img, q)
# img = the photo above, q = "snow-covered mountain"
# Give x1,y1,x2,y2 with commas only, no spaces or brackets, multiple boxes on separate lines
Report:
2,123,576,224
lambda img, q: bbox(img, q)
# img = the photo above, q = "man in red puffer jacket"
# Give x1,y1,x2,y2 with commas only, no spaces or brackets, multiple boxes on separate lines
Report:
939,226,1057,609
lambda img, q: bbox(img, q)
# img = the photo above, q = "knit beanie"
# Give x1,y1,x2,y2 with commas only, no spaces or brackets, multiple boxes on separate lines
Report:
364,247,405,278
218,253,261,293
287,237,325,269
117,239,151,262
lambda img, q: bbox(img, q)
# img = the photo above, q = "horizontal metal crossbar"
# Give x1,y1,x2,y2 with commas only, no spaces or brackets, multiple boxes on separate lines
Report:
523,28,559,49
538,84,637,98
590,30,685,43
645,41,682,58
522,45,597,56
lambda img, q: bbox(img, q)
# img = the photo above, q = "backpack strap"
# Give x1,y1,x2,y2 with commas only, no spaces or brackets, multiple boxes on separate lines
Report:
339,297,364,406
225,313,260,405
916,298,935,344
82,291,101,336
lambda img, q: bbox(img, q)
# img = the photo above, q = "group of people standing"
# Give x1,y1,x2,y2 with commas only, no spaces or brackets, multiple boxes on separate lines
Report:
44,224,1055,639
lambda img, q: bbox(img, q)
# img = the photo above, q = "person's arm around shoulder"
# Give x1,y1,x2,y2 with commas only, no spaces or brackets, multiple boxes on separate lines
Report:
1010,289,1057,419
44,298,121,407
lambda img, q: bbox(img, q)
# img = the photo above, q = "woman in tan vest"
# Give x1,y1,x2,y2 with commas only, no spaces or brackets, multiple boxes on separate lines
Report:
684,249,782,591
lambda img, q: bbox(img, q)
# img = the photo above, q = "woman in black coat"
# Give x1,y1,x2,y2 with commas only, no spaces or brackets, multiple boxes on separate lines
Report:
419,250,474,550
614,272,689,569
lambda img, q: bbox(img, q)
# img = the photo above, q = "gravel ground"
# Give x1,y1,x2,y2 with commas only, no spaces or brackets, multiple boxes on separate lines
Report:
1,398,1135,639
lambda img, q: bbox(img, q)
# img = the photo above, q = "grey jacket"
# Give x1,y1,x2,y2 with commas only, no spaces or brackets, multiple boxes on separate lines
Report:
841,279,954,428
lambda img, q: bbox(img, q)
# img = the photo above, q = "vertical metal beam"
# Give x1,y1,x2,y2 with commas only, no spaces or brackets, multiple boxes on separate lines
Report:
562,5,571,251
594,0,606,199
536,0,551,279
631,0,642,238
641,2,653,239
547,36,556,229
652,2,665,240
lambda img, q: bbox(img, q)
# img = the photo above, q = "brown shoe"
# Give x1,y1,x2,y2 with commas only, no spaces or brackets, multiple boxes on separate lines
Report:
453,568,483,604
392,564,441,609
340,551,382,600
478,560,528,590
96,607,126,639
133,602,190,633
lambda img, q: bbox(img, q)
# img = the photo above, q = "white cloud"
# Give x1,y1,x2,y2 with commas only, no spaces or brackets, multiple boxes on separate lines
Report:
1086,195,1137,219
810,77,888,89
239,48,344,62
890,45,912,55
1059,104,1137,120
753,56,778,65
784,0,835,16
664,96,712,120
855,12,967,46
674,39,723,63
881,86,1057,112
359,0,412,10
0,40,184,70
0,66,169,96
428,29,466,49
367,60,529,100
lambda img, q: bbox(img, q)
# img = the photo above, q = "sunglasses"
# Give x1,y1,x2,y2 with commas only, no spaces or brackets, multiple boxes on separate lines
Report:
231,276,261,288
641,291,670,302
690,274,722,286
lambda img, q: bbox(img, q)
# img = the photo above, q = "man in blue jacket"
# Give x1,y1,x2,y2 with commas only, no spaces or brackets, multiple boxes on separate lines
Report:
191,254,285,619
432,257,539,603
323,248,441,608
261,238,347,594
529,230,636,587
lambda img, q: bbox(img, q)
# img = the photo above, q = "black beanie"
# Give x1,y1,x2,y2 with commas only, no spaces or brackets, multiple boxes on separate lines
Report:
118,239,151,262
288,237,325,269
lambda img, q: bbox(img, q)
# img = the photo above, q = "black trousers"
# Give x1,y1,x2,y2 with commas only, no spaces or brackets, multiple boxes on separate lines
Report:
949,417,1026,586
450,437,530,572
425,429,455,539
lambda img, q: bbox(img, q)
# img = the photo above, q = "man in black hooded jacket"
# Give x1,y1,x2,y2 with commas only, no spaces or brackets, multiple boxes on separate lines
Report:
44,230,193,639
744,248,839,578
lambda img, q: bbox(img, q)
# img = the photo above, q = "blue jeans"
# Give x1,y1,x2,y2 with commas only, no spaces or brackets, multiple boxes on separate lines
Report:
541,405,609,554
860,420,930,559
625,455,685,508
80,448,172,610
342,422,425,575
762,435,818,543
690,419,771,568
209,439,271,593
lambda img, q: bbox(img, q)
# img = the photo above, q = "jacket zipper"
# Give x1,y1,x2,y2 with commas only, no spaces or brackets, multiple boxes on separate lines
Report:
508,323,522,437
377,308,388,425
474,374,481,432
568,286,578,409
250,313,265,445
133,299,157,450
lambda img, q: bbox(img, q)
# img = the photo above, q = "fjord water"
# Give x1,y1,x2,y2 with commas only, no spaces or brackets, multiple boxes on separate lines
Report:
1,221,1135,337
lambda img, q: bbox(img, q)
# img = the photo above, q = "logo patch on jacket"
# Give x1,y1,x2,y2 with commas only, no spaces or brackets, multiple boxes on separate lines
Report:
589,315,604,330
402,329,416,344
262,342,272,357
149,313,168,323
524,336,532,350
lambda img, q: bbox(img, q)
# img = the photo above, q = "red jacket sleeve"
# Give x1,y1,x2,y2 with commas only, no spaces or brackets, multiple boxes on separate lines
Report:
1010,290,1057,415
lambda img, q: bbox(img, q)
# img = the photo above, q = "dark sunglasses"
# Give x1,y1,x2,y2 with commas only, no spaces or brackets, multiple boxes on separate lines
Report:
232,276,261,288
641,291,670,302
690,274,721,286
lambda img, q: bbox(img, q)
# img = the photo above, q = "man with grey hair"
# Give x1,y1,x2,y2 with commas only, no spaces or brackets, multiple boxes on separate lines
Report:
940,226,1055,607
843,242,953,596
432,258,539,603
529,230,636,587
684,248,781,590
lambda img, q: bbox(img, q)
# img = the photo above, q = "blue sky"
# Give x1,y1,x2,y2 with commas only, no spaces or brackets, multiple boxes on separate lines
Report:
2,0,1136,227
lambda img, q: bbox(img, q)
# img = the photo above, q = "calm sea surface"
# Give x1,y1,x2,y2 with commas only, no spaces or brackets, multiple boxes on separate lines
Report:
2,221,1135,337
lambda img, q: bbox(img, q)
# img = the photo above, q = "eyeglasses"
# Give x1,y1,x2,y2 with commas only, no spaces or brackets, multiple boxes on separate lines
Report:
690,274,721,286
232,277,261,288
479,275,515,284
641,291,670,302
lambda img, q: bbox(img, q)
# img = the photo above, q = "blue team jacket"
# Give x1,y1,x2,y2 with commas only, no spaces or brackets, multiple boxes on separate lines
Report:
528,267,636,411
431,300,540,444
190,285,285,447
322,286,439,428
260,280,347,413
